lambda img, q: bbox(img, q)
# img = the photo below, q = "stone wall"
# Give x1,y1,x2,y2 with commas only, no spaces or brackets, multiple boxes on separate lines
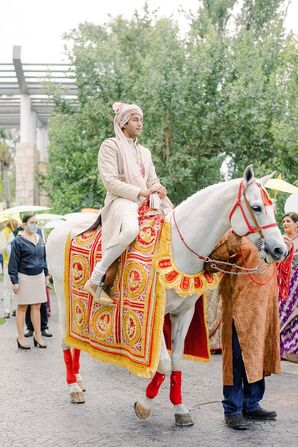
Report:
15,142,39,205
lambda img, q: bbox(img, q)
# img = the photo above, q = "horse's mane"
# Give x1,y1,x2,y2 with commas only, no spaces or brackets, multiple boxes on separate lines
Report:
176,178,240,211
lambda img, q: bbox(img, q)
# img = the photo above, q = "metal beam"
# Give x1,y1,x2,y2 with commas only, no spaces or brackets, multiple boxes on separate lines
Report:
13,46,29,94
0,46,78,128
23,63,73,66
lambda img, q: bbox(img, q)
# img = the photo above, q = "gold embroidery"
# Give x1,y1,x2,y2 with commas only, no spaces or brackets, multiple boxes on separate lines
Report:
155,221,220,298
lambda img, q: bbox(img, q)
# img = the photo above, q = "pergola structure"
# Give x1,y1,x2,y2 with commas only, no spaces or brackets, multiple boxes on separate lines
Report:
0,46,77,205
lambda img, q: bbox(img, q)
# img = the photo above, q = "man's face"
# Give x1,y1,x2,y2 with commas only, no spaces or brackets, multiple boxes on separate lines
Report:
122,113,143,139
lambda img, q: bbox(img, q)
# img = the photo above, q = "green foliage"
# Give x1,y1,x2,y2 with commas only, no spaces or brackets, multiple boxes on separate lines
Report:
48,113,106,212
239,0,284,32
47,0,298,216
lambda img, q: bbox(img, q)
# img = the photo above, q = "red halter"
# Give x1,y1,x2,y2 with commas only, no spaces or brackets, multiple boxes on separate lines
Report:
172,179,278,267
229,180,278,238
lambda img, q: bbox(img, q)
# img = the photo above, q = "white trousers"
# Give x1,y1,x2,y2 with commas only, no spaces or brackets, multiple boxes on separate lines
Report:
90,208,139,285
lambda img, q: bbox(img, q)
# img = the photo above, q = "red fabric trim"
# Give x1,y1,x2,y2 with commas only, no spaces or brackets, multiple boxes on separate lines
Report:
260,185,273,206
170,371,182,405
146,371,166,398
63,349,76,384
72,348,81,375
163,298,209,360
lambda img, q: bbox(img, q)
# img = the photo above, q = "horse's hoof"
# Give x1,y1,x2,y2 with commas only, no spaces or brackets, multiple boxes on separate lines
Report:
174,413,194,427
134,401,151,419
77,380,86,392
70,391,85,404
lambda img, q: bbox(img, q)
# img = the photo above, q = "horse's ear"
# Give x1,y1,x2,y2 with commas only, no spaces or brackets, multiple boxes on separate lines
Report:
243,165,254,187
259,172,275,186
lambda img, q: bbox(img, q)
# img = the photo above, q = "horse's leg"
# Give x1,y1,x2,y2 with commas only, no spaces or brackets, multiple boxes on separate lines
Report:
63,345,85,404
134,335,171,419
47,223,85,404
63,346,76,384
170,303,196,427
54,275,85,404
72,348,86,392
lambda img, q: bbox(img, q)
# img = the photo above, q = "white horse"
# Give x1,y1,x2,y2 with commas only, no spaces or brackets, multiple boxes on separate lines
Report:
46,165,287,425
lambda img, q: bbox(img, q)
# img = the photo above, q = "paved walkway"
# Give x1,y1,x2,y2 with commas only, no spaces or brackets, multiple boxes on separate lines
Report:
1,292,297,447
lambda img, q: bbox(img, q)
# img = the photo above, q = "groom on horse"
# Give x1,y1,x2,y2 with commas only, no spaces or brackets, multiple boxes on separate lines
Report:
85,102,173,298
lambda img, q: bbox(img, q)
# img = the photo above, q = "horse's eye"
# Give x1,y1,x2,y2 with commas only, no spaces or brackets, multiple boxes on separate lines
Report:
252,205,262,213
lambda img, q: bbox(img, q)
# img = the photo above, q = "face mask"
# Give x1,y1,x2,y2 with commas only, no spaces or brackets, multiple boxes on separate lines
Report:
28,224,38,234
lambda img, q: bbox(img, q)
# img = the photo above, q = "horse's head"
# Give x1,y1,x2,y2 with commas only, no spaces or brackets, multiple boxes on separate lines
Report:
229,165,287,262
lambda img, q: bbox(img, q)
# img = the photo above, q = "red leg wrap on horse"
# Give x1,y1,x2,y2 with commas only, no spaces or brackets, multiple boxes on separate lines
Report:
170,371,182,405
72,348,81,375
63,349,76,384
146,372,166,399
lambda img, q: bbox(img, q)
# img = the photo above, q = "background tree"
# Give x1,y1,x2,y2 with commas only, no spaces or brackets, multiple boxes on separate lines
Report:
46,0,297,218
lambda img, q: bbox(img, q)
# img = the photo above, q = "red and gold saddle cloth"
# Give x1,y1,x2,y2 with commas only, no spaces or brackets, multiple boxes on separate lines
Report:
64,209,219,378
64,209,166,378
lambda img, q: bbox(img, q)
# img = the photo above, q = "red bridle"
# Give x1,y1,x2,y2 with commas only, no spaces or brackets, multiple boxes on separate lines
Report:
229,180,278,238
171,179,277,274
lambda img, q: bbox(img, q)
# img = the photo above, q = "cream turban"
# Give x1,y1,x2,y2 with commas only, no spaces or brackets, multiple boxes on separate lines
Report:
109,101,173,213
110,102,146,191
112,102,143,131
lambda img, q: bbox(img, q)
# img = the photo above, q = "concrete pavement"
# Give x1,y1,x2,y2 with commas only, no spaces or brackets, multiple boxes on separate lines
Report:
1,293,297,447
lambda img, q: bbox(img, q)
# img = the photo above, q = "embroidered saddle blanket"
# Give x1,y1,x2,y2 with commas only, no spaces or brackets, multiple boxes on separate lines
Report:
64,209,219,378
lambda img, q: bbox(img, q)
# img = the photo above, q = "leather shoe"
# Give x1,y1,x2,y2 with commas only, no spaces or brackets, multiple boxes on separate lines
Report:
243,407,277,420
83,279,103,303
224,413,252,430
24,330,33,337
42,329,53,337
3,312,10,318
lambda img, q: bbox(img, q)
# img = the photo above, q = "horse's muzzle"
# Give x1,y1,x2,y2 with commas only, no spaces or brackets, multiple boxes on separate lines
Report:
264,241,288,262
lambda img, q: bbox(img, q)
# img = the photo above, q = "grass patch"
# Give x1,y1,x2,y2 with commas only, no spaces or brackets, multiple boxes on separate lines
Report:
0,317,6,326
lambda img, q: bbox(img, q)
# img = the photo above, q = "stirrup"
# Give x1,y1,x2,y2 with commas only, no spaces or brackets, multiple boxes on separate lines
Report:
83,280,113,305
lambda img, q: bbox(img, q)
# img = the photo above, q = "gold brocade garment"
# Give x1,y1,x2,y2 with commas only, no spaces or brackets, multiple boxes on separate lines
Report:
220,237,280,385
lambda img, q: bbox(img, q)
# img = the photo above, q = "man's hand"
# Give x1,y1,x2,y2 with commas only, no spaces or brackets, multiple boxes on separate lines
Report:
13,284,20,294
139,184,167,199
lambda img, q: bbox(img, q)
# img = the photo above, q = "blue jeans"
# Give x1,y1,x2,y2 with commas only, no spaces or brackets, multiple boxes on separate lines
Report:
222,322,265,415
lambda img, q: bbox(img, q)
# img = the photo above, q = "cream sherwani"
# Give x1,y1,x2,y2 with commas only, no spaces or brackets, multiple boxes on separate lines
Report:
99,137,171,252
